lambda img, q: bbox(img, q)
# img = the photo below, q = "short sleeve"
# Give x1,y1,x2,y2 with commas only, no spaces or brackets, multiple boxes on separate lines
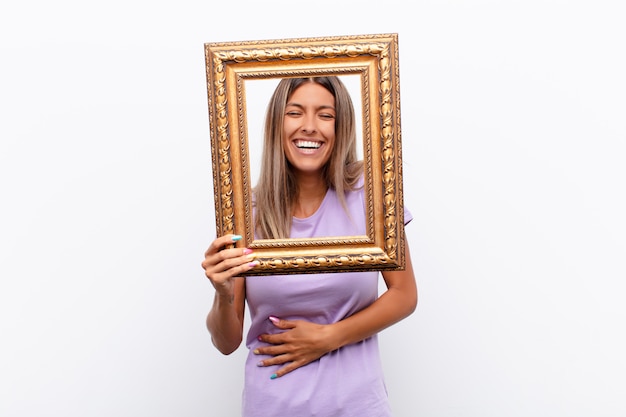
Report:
404,205,413,226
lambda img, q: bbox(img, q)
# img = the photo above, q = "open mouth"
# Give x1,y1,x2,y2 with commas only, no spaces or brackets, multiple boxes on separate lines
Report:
294,139,322,150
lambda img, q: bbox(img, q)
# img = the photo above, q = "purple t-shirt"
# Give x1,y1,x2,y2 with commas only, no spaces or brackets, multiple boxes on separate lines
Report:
243,184,412,417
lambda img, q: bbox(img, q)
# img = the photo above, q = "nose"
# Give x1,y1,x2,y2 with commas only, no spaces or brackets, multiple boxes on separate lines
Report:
301,114,317,134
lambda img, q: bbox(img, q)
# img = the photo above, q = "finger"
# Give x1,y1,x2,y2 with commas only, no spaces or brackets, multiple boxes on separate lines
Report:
202,245,254,271
203,249,258,286
204,234,241,257
257,331,289,347
206,253,258,279
254,350,292,367
253,342,288,357
209,247,254,269
204,234,243,257
268,316,296,329
209,258,258,283
269,360,307,380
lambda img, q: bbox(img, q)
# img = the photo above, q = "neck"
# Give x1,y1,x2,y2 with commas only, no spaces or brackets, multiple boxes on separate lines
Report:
292,174,328,218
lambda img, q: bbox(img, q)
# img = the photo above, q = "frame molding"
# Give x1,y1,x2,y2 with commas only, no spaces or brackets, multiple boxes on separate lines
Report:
204,33,405,275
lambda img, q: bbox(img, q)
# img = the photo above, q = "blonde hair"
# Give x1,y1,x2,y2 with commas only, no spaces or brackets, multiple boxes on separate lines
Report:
253,76,363,239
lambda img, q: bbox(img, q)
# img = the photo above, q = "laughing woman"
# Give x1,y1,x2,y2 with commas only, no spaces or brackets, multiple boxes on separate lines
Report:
202,76,417,417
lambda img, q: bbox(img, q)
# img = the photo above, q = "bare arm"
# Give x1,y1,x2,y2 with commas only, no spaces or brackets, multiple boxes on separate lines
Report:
256,236,417,378
205,278,246,355
327,240,418,348
202,235,258,354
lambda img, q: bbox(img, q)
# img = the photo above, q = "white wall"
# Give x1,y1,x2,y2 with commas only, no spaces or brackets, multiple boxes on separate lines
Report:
1,1,624,416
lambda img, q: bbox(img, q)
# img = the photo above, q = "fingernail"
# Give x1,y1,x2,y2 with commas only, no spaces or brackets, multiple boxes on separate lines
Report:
231,235,242,242
257,336,263,341
270,373,278,380
268,316,279,324
243,248,253,255
248,261,259,267
253,349,260,355
256,361,264,367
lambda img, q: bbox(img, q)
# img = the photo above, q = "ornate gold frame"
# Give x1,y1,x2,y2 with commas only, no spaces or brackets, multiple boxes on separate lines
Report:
204,33,405,275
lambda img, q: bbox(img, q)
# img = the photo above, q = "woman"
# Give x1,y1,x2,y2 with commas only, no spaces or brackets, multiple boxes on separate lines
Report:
202,76,417,416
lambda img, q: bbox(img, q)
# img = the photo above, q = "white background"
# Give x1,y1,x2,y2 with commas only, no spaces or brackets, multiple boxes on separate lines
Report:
1,1,625,416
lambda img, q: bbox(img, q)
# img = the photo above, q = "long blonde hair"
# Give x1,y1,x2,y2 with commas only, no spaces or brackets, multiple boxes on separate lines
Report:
253,76,363,239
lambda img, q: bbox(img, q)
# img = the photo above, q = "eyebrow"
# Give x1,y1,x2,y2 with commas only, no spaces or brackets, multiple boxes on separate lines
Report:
285,102,336,111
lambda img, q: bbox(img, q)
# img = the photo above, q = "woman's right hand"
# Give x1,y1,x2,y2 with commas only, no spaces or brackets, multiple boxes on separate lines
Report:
201,234,258,294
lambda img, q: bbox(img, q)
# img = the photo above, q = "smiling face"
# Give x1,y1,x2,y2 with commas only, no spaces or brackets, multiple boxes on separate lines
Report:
282,81,336,178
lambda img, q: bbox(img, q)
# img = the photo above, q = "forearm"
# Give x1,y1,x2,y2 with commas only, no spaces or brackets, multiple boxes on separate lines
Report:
327,284,417,350
206,288,244,355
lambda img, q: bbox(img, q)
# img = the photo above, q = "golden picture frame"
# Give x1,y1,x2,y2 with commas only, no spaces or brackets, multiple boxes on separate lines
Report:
204,33,405,275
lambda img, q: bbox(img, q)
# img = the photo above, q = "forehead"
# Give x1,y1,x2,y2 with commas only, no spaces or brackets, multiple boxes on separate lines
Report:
287,82,335,105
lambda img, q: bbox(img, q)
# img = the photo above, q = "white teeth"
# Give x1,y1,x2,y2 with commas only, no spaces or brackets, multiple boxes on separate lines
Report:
295,140,322,149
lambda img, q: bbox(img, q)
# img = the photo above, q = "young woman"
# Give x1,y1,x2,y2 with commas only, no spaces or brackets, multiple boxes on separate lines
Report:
202,76,417,416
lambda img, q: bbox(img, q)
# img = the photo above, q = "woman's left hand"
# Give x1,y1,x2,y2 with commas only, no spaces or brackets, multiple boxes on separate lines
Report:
253,240,416,380
254,316,337,379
